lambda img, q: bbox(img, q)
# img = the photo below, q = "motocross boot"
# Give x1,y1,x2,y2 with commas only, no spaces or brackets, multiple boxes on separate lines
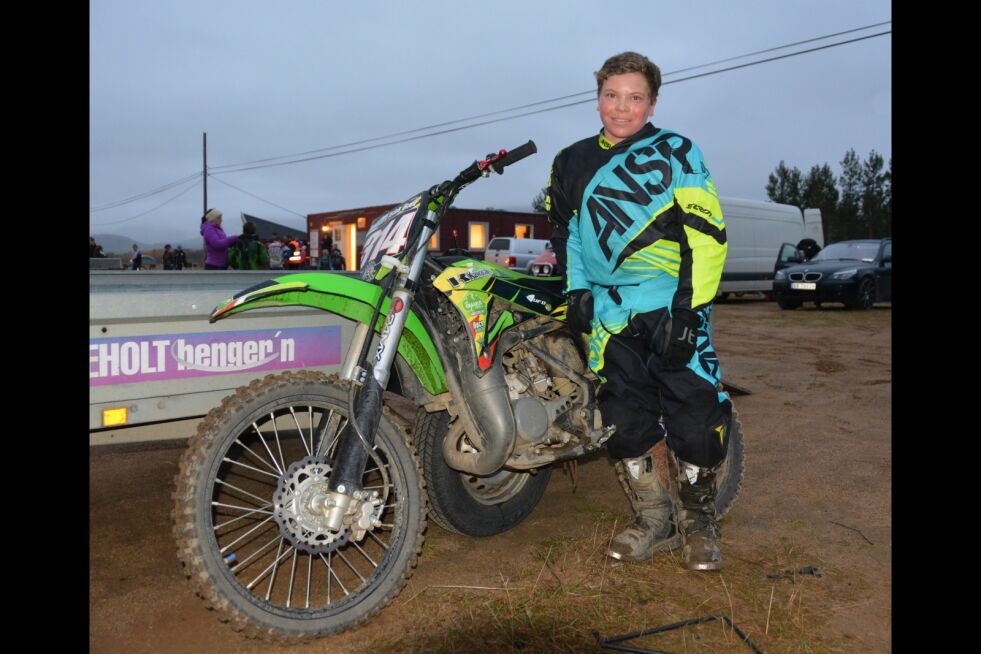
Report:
676,460,723,571
607,440,682,562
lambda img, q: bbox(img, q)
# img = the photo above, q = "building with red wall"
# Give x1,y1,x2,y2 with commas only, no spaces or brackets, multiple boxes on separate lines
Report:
306,204,552,270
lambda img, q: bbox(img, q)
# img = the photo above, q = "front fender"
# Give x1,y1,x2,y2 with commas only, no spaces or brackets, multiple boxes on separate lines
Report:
210,272,446,395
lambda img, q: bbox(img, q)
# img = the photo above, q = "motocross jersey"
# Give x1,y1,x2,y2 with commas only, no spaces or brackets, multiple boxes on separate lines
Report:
547,123,727,368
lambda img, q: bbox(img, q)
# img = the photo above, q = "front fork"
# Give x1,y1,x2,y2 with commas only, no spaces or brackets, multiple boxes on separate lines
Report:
320,214,437,533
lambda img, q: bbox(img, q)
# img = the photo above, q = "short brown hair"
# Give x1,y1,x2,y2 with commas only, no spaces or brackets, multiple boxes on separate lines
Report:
595,51,661,99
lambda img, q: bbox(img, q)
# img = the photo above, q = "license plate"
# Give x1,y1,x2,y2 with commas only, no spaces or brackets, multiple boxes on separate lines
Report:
790,282,816,290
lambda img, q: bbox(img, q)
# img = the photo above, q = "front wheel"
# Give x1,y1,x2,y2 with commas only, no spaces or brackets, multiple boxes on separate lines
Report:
172,371,426,641
846,277,876,310
776,296,802,310
413,408,552,537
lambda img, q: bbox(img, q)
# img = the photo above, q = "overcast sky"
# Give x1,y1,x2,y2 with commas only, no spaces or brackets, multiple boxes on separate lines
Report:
89,0,891,246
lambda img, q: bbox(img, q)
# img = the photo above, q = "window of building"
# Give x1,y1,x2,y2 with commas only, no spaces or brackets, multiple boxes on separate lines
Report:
515,224,534,238
469,222,489,250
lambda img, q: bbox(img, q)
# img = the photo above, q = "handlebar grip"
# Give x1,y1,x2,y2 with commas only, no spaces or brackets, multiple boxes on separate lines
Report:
495,140,537,170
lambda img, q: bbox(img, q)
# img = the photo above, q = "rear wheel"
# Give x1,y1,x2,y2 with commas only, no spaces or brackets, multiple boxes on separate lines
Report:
413,408,552,537
172,371,425,641
666,409,744,519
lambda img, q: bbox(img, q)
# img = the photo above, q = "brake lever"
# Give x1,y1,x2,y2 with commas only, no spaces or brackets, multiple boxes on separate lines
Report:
478,149,507,177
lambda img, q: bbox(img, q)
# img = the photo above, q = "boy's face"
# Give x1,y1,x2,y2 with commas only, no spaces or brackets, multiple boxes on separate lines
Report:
597,72,656,144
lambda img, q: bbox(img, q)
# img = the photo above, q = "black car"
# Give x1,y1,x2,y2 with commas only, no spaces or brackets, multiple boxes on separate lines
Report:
773,238,892,310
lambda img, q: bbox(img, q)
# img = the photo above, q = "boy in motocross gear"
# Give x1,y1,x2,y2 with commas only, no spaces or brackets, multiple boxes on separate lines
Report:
547,52,732,571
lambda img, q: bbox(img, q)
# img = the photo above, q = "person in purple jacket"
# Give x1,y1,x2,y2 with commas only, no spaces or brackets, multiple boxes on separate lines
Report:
199,208,240,270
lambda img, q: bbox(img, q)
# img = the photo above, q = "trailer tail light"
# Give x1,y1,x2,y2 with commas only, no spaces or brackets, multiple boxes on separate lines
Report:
102,407,128,427
506,256,516,268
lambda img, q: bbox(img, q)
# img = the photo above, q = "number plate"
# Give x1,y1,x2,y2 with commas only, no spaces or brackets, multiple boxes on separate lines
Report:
790,282,817,290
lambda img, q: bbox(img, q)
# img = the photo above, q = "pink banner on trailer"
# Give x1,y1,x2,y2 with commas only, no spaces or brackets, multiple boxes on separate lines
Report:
89,326,342,387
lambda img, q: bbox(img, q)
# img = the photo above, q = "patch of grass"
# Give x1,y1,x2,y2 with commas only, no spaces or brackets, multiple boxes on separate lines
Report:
357,528,866,653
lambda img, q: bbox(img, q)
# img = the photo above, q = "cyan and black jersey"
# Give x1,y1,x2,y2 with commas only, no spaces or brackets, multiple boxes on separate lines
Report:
546,123,727,375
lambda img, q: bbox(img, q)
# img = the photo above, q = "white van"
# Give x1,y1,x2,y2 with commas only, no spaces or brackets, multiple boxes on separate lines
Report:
484,237,551,274
717,197,823,296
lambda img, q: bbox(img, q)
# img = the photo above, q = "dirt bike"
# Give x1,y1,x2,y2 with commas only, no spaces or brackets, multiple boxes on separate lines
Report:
172,141,745,641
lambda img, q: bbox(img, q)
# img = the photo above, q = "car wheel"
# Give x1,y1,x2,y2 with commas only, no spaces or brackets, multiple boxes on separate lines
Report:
776,296,802,310
846,277,876,310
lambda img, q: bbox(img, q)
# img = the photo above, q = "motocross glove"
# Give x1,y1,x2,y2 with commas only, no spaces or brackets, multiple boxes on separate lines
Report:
655,307,701,368
566,289,594,334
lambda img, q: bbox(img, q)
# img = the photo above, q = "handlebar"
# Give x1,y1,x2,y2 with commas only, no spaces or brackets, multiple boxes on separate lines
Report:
493,140,537,171
447,140,538,190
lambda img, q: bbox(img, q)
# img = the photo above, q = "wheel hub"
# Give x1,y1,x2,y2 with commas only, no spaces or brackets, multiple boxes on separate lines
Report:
273,456,349,554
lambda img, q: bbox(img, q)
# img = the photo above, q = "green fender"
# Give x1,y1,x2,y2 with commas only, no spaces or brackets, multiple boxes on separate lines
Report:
209,272,446,395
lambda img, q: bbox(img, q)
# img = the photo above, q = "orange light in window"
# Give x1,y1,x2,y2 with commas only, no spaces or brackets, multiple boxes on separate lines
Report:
357,216,367,229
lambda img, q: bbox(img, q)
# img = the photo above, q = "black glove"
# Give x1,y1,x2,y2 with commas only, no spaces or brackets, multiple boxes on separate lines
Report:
565,289,594,334
655,307,701,368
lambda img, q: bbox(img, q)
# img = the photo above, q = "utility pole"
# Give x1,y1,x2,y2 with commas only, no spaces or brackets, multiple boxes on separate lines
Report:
203,132,208,215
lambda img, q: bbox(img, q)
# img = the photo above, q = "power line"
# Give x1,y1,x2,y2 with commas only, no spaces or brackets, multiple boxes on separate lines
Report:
91,178,201,226
89,171,200,212
91,22,891,213
208,175,306,218
214,29,891,175
209,20,891,173
668,20,891,75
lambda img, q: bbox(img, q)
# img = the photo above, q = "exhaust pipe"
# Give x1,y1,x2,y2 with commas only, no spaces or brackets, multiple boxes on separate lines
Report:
441,348,515,475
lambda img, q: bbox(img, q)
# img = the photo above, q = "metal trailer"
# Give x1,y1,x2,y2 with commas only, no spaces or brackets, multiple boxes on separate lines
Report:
89,270,362,445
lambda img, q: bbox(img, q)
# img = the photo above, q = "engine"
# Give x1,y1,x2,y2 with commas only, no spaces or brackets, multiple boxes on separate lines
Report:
501,333,591,464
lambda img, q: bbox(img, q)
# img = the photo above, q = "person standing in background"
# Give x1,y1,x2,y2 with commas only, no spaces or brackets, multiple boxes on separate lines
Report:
174,245,187,270
130,243,143,270
199,208,239,270
162,244,176,270
228,221,270,270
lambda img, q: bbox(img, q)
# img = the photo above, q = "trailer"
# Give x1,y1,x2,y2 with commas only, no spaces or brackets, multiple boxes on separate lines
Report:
89,270,363,445
717,197,823,296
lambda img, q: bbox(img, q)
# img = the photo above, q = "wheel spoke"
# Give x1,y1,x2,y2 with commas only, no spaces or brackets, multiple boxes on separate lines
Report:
243,538,294,588
286,547,298,608
351,540,379,568
290,407,312,457
232,529,283,575
219,515,276,554
215,479,274,508
336,548,367,583
265,539,286,601
305,552,313,609
314,409,342,457
234,437,282,476
213,503,274,531
307,406,315,458
319,552,350,598
251,421,284,476
270,415,287,474
221,456,282,480
366,529,389,550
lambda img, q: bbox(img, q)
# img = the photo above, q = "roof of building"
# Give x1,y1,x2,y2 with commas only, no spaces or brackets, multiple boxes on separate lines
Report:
240,213,306,241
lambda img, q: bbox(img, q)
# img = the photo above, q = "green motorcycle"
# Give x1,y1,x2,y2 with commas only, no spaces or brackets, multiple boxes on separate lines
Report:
172,141,744,640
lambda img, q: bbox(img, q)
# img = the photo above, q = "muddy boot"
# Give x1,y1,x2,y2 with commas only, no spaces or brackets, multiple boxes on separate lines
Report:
607,441,682,562
677,460,723,571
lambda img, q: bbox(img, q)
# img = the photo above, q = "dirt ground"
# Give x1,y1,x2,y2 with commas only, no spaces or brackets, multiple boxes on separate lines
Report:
90,298,891,653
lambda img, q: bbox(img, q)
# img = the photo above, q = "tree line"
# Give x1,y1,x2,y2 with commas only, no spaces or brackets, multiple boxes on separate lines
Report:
766,148,891,244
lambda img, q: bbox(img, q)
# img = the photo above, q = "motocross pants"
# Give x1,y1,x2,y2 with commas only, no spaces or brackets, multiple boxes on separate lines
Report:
597,307,732,468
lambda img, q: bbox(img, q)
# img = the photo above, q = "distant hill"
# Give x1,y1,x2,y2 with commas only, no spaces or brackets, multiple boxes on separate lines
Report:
93,233,199,256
